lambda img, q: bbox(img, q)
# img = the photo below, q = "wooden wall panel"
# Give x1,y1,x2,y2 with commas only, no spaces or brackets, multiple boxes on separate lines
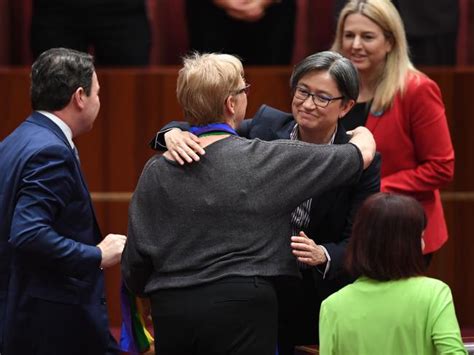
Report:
1,67,473,330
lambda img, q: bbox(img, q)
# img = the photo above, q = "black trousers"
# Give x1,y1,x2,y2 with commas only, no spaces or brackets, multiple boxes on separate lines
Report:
274,274,319,355
30,1,150,66
150,276,278,355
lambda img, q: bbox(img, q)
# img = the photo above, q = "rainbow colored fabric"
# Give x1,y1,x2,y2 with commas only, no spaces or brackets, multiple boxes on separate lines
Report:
119,281,154,354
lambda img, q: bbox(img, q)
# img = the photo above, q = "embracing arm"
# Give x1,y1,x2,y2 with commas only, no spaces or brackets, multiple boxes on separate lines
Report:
149,121,191,150
149,105,282,162
150,117,257,164
382,77,454,198
149,121,206,165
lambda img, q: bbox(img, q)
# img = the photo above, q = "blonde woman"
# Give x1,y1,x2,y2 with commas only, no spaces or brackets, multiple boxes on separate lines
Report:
332,0,454,260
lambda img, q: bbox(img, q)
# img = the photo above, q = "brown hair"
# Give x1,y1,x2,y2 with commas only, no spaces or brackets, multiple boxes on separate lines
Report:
346,193,426,281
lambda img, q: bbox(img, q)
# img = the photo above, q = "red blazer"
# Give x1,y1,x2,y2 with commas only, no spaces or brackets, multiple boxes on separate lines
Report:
366,73,455,254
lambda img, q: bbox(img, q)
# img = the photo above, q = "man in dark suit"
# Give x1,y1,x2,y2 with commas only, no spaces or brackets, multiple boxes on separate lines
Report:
0,48,126,355
152,51,381,354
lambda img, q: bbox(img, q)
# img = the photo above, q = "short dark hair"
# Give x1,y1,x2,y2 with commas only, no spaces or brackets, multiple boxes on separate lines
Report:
346,193,427,281
289,51,359,104
30,48,95,111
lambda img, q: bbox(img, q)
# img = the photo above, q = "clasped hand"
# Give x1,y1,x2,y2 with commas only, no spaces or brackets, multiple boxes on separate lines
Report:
291,231,327,266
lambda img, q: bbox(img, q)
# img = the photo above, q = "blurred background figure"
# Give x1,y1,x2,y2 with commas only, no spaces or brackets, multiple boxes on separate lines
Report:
392,0,459,66
30,0,151,66
320,193,466,355
335,0,459,66
185,0,296,65
331,0,455,262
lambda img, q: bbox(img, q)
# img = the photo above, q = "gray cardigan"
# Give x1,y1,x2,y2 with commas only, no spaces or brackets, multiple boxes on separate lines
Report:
122,136,363,295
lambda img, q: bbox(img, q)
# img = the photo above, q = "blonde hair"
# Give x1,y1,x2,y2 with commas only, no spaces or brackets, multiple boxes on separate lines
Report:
176,52,244,125
331,0,418,113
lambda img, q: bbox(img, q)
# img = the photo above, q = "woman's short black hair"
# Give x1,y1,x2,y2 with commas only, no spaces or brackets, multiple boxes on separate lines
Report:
290,50,359,104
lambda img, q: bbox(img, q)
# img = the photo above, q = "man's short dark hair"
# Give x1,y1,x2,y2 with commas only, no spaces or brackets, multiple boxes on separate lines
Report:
346,193,427,281
30,48,95,111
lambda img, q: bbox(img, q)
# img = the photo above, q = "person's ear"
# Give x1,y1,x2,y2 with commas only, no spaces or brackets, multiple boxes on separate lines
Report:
339,99,355,119
385,36,394,55
72,87,86,110
224,95,236,116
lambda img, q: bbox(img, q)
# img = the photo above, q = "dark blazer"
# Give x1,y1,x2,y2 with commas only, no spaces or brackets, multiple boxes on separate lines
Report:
0,112,117,355
240,105,381,346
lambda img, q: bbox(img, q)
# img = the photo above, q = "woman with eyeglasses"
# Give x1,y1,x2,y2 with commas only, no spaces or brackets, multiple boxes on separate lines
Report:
332,0,455,263
121,52,376,355
319,192,465,355
148,50,381,354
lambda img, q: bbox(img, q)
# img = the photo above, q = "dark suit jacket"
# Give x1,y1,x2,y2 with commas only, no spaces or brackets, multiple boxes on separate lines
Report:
240,105,381,345
0,112,116,355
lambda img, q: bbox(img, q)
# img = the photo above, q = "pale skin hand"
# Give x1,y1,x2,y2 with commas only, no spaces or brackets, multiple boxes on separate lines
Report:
291,231,327,266
97,233,127,268
164,128,206,165
347,126,376,169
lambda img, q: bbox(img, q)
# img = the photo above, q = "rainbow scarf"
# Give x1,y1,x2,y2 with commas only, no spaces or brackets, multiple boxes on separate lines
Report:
189,122,238,137
119,281,154,354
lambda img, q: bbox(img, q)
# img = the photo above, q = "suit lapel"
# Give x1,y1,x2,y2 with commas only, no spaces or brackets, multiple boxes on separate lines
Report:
276,125,293,139
27,112,101,239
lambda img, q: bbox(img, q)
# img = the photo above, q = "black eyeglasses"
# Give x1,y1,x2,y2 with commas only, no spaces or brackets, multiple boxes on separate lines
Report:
294,86,343,108
233,83,251,96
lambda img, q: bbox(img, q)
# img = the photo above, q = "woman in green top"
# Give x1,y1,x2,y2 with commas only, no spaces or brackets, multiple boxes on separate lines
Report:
319,193,466,355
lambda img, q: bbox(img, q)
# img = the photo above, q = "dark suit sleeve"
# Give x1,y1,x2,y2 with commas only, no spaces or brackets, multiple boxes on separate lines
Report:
149,121,191,150
9,145,102,278
321,153,381,279
236,119,253,138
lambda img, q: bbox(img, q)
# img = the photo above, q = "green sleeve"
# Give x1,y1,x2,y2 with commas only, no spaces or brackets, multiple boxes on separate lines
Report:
431,284,467,354
319,300,337,355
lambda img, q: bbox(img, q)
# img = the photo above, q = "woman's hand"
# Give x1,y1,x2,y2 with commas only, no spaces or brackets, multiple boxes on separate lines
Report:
164,128,206,165
291,231,327,266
